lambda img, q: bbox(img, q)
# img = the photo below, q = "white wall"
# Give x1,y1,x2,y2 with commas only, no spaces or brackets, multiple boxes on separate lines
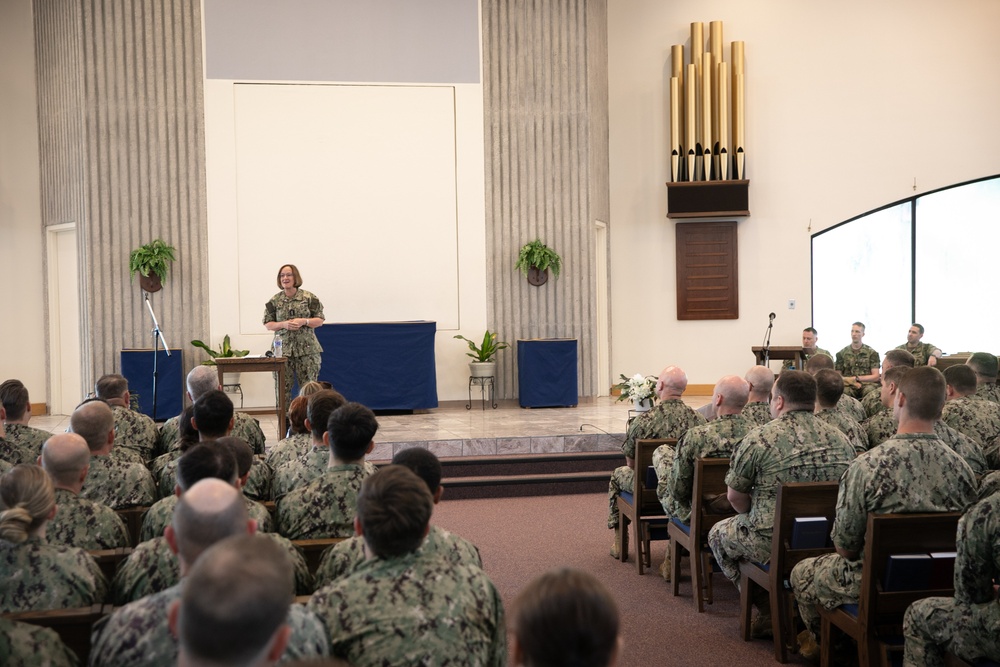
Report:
0,0,47,406
607,0,1000,386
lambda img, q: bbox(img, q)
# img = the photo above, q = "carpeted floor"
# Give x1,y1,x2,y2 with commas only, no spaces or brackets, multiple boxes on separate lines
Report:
433,491,813,667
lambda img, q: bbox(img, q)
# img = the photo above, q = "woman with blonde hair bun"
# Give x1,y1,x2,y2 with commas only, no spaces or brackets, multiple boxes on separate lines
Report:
0,464,108,612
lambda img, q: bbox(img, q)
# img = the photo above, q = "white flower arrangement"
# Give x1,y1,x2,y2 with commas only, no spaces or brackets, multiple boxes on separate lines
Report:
613,373,658,404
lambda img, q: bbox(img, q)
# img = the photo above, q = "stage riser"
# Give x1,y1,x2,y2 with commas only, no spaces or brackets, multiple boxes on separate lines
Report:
370,432,624,461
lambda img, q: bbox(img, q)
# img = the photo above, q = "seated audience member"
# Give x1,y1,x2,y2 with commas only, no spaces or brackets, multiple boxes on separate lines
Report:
308,466,506,666
512,568,620,667
70,399,156,509
149,406,197,481
0,617,78,667
896,323,942,367
0,464,107,611
276,402,379,539
741,365,775,427
273,390,370,499
607,366,705,558
266,396,313,469
95,373,158,462
781,327,832,371
114,443,308,605
813,369,867,454
835,321,881,400
904,490,1000,666
0,379,51,465
791,366,977,660
157,390,272,501
40,432,129,550
656,375,751,580
807,353,866,423
861,348,915,418
314,447,478,588
942,364,1000,460
968,352,1000,404
171,534,301,667
157,365,266,456
708,371,854,636
91,479,328,667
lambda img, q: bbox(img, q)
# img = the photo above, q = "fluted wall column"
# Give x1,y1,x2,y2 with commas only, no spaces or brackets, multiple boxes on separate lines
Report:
34,0,209,394
483,0,610,399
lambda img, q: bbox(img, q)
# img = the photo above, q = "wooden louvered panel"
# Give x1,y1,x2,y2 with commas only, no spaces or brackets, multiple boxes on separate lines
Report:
676,221,738,320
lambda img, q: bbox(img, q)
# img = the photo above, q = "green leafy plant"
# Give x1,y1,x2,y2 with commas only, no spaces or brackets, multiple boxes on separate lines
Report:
129,239,177,283
514,239,562,278
191,335,250,366
453,330,510,363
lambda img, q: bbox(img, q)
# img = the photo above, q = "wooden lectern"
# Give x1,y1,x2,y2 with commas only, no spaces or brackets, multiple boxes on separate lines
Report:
751,346,804,370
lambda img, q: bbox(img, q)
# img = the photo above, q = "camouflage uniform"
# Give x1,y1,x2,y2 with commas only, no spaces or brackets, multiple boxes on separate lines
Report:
276,463,375,539
263,288,325,410
46,487,130,550
974,383,1000,404
0,535,108,612
0,423,50,464
111,534,312,605
835,344,881,398
110,404,158,462
815,407,868,455
789,433,977,634
0,617,78,667
838,394,868,424
78,454,156,509
607,399,705,529
896,341,941,367
90,582,329,667
867,416,988,476
314,524,482,589
978,471,1000,501
265,432,312,470
941,395,1000,450
0,458,10,475
156,454,273,501
864,409,896,450
782,347,832,371
903,492,1000,666
273,451,378,500
861,389,887,419
740,401,772,428
156,410,267,457
664,414,751,522
308,549,506,666
139,493,274,543
707,410,854,587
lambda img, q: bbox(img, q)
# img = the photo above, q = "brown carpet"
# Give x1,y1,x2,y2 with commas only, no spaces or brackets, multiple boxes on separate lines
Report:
433,491,813,667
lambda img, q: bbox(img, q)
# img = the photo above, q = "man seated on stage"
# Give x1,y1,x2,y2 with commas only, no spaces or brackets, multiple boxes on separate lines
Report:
813,369,867,454
607,366,705,558
156,365,266,457
968,352,1000,404
708,370,854,636
806,353,867,423
0,379,51,465
95,373,159,462
791,366,977,660
896,323,942,367
782,327,832,371
741,365,774,427
861,348,915,418
835,321,881,400
942,364,1000,466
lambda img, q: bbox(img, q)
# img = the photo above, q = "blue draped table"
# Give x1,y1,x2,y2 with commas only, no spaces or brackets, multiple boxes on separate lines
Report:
315,321,438,410
517,338,578,408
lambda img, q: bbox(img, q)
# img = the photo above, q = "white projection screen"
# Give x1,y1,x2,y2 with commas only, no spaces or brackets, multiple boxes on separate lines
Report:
232,83,459,331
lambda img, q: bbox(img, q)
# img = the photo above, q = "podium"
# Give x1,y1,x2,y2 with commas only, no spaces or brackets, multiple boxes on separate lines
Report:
517,339,578,408
751,346,804,369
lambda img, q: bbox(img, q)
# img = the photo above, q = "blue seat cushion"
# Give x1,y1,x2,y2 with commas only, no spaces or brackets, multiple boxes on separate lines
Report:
840,603,859,618
670,517,692,535
620,491,634,505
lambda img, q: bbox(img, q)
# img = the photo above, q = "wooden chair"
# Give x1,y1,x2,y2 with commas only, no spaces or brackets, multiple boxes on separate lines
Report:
114,505,149,548
5,604,113,665
615,438,673,574
738,481,839,663
818,512,961,667
667,457,734,611
290,537,347,576
89,547,133,583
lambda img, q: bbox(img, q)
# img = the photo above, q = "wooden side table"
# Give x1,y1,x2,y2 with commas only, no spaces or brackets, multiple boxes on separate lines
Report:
215,357,288,440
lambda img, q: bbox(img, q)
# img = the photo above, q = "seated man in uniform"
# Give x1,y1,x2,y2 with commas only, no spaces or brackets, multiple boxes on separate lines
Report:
967,352,1000,404
782,327,832,371
813,369,867,454
834,321,881,399
95,373,158,462
0,379,51,465
895,323,941,367
741,365,774,427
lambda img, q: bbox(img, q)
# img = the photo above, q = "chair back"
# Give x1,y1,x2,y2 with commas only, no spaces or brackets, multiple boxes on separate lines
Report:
771,481,840,583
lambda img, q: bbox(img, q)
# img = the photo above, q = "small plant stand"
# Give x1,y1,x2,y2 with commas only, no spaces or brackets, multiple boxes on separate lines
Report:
467,375,497,410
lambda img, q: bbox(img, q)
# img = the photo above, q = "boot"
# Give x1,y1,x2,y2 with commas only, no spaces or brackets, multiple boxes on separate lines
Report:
610,527,621,559
659,551,671,581
797,629,820,664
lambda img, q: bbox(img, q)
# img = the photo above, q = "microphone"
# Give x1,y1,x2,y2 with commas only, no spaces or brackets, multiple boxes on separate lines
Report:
769,312,776,321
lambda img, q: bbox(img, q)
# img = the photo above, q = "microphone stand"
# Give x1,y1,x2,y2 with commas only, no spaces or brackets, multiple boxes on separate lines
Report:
761,314,775,366
143,290,172,421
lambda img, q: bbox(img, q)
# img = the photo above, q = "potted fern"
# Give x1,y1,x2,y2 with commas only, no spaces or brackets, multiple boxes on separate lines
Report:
514,238,561,286
454,330,509,378
129,239,177,293
191,335,250,385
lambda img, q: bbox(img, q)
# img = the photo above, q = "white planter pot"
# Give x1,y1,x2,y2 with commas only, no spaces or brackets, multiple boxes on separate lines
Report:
633,397,653,412
469,361,496,378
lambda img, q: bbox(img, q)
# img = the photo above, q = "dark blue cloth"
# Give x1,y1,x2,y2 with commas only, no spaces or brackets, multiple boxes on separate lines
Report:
517,339,577,408
120,349,184,421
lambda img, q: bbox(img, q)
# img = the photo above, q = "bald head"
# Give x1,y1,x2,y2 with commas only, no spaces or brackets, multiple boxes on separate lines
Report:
186,365,221,401
171,478,250,572
40,433,91,490
744,366,774,401
656,366,688,400
805,353,835,373
69,401,114,453
714,375,750,414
